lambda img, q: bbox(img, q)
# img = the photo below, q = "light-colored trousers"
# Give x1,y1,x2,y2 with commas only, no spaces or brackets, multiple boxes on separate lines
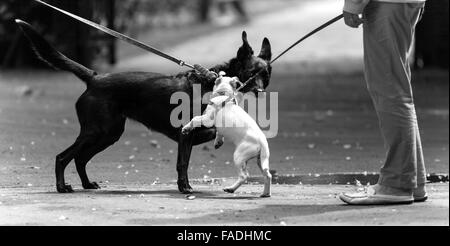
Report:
362,1,426,189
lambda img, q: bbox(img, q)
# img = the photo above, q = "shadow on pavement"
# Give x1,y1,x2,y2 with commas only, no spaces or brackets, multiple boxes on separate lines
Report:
126,203,376,225
34,189,218,198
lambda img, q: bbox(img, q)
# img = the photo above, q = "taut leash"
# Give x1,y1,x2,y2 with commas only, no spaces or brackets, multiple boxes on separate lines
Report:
236,14,344,92
33,0,343,84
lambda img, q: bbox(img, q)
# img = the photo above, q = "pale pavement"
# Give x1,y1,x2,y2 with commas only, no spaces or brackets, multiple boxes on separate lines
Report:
0,184,448,225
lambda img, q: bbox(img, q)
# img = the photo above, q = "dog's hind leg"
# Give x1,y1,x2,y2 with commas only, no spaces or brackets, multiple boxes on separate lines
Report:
257,154,271,198
74,114,125,189
224,143,258,194
257,141,271,197
224,160,249,194
55,139,87,193
74,119,125,189
74,141,114,190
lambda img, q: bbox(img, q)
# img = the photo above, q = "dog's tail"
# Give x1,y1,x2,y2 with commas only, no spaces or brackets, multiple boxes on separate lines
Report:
15,19,96,85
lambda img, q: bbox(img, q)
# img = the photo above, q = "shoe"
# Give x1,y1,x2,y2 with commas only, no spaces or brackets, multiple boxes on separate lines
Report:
339,186,414,205
414,194,428,202
413,184,428,202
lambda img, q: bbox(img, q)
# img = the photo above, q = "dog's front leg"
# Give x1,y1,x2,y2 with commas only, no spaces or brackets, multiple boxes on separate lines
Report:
177,132,194,194
178,108,215,194
182,107,215,135
181,116,201,135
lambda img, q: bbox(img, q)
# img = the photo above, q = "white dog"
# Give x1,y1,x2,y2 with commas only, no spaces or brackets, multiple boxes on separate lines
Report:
182,72,271,197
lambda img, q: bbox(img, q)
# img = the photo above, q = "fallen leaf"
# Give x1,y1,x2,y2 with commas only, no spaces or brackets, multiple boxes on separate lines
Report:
343,144,352,149
150,140,160,148
58,215,68,220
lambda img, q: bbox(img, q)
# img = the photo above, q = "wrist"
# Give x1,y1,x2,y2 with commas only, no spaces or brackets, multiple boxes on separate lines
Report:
343,0,369,14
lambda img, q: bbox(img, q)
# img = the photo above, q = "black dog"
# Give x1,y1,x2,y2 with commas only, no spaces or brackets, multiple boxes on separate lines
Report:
16,20,272,194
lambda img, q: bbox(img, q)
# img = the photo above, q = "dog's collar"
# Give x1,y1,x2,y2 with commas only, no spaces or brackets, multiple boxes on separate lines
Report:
209,94,237,108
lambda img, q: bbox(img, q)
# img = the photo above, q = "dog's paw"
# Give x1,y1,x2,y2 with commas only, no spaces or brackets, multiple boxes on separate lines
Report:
223,188,235,194
214,140,224,149
82,181,101,190
56,184,74,193
181,126,192,135
260,193,271,198
179,186,194,194
178,181,194,194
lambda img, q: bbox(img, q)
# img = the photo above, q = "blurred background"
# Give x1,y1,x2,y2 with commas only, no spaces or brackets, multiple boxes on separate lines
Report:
0,0,448,188
1,0,293,68
1,0,448,69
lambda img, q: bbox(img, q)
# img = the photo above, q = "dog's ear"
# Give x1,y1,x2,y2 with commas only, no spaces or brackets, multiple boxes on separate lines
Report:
230,77,242,89
258,37,272,61
237,31,254,61
215,77,222,85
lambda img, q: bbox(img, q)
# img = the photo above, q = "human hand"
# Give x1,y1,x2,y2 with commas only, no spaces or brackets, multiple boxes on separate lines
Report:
194,64,218,81
343,11,364,28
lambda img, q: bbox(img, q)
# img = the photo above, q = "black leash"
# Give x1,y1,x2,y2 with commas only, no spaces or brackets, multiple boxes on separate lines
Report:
34,0,343,84
237,14,344,92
